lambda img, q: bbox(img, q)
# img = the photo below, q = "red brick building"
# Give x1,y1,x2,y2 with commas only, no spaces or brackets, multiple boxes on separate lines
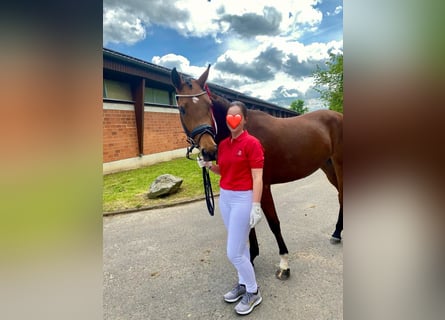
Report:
103,48,298,173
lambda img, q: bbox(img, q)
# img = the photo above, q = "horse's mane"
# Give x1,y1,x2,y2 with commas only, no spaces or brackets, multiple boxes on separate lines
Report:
210,93,229,109
209,93,231,144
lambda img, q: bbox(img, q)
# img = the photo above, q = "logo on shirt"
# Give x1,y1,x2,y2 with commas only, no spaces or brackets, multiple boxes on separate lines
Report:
237,149,243,156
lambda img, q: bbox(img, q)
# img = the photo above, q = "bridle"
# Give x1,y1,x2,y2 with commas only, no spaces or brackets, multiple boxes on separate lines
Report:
175,86,217,216
175,87,218,160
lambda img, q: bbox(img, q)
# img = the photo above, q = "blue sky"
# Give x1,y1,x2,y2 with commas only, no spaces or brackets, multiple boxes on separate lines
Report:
103,0,343,111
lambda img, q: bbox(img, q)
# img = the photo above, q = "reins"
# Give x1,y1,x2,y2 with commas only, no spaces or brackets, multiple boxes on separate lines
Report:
202,166,214,216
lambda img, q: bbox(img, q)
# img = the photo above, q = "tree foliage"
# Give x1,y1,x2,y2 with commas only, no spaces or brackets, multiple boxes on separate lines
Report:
313,53,343,113
289,99,308,114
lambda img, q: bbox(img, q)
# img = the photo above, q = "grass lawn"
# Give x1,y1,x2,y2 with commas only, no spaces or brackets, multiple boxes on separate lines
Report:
103,157,220,213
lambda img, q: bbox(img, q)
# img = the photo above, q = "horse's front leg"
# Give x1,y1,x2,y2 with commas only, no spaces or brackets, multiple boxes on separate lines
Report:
262,185,290,280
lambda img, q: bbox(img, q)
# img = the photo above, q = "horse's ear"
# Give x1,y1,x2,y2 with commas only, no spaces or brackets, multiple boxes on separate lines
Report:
197,64,211,88
171,67,183,91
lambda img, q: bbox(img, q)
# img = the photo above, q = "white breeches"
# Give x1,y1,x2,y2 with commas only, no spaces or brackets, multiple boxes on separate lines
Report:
219,188,258,293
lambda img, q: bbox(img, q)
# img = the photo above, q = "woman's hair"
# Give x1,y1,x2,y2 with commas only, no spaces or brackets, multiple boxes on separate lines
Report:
228,100,248,119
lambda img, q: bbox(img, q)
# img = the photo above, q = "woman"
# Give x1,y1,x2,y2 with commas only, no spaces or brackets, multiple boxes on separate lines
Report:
198,101,264,315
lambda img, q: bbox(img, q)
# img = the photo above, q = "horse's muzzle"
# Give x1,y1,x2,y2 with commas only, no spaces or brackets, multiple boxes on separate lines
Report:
201,145,217,161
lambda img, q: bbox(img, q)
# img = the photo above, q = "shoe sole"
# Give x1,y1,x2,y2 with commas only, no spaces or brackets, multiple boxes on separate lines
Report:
235,296,262,315
224,294,244,303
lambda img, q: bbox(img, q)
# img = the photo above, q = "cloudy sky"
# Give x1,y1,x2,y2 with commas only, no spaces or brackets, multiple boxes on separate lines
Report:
103,0,343,111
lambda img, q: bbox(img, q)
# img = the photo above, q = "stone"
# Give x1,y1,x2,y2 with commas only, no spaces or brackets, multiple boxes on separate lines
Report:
147,174,183,199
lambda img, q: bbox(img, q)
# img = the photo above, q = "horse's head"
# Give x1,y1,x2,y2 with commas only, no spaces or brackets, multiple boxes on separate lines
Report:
171,65,218,161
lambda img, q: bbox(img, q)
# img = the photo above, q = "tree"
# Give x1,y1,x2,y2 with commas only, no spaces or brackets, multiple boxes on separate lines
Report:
313,52,343,113
289,99,308,114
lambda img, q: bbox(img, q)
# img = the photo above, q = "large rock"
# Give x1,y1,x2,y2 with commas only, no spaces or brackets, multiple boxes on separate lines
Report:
147,174,183,199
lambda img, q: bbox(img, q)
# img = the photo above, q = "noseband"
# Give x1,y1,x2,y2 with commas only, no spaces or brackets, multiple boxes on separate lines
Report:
175,90,218,160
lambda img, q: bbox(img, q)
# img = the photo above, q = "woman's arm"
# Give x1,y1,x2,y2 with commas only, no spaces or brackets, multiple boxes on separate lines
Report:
251,168,263,203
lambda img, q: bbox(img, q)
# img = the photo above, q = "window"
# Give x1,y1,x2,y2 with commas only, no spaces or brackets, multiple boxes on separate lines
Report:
103,79,133,101
144,87,170,105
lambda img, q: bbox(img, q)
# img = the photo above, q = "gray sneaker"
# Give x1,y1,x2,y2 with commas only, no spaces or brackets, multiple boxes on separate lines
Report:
234,289,262,315
223,284,246,303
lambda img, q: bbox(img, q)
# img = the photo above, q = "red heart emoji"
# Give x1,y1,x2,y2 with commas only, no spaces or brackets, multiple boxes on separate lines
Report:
226,114,242,129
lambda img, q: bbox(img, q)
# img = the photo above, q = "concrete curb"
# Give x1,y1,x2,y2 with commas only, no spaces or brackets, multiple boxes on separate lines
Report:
103,193,220,217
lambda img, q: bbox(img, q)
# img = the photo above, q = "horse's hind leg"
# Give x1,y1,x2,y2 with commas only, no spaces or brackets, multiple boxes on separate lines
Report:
331,154,343,243
331,207,343,243
261,185,290,280
248,228,259,265
321,159,343,243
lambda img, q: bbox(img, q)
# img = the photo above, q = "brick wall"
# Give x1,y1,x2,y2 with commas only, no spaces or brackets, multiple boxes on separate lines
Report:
143,112,187,154
103,106,188,163
103,109,138,162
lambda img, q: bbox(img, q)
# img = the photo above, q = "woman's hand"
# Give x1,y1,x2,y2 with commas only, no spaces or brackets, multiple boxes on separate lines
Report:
197,157,212,169
250,202,263,228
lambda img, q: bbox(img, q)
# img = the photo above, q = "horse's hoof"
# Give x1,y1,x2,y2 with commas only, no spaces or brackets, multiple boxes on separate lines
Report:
330,236,342,244
275,268,290,280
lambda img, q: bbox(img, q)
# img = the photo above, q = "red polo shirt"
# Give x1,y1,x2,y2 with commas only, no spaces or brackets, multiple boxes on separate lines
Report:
218,130,264,191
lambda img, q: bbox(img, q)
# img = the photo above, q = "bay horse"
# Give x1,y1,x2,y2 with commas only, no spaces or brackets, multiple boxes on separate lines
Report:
171,65,343,280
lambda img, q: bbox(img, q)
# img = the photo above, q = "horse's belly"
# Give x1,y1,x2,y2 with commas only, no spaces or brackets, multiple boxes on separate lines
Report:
266,162,321,185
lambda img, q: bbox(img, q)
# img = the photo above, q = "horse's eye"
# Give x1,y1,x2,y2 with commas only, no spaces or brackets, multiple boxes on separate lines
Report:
179,106,185,115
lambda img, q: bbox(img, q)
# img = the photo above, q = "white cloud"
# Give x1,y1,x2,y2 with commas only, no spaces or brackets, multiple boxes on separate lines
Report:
300,40,343,60
103,0,325,45
305,98,328,111
327,5,343,17
152,54,211,80
172,1,221,37
334,6,343,15
245,72,313,101
276,37,341,61
152,54,190,71
103,7,146,45
204,36,342,107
